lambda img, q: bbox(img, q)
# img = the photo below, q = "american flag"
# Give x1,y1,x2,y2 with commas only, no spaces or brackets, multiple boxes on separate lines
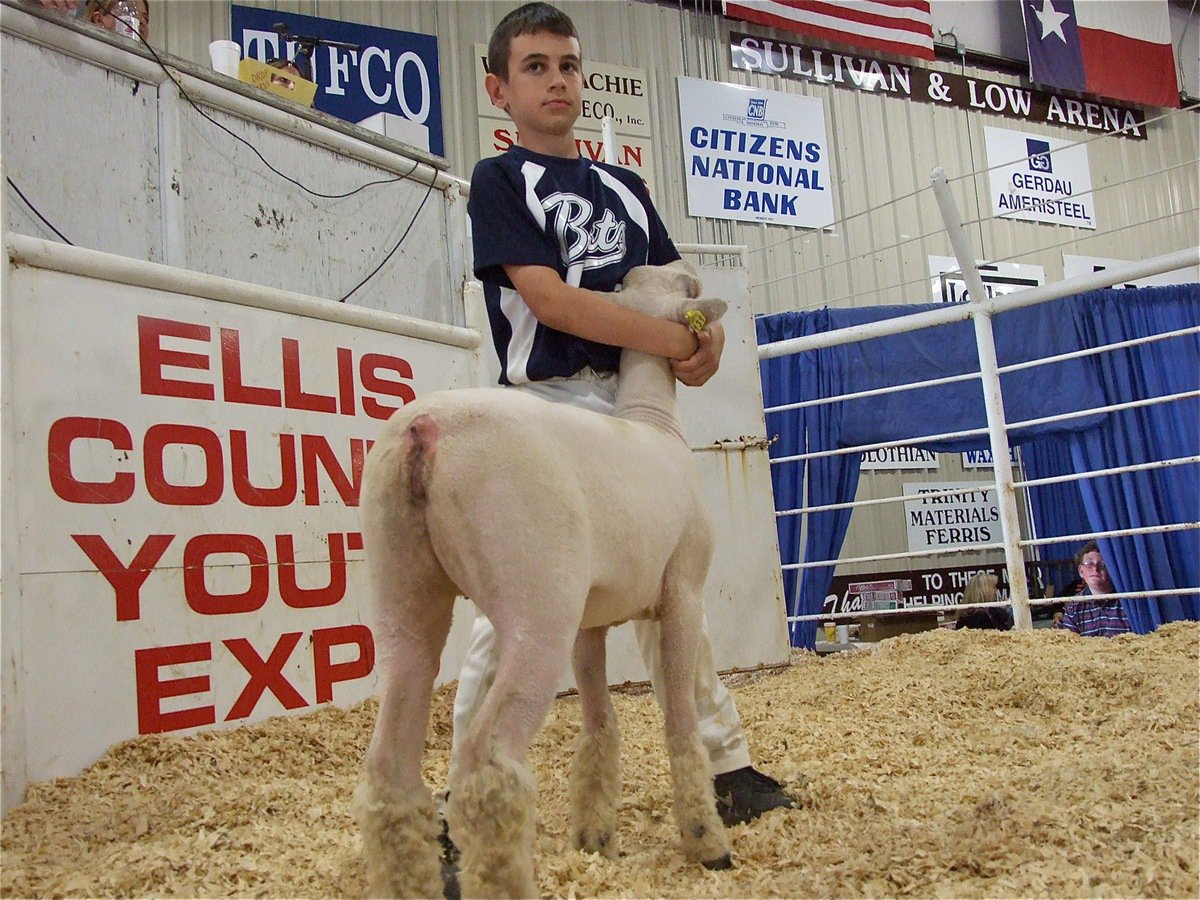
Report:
723,1,935,61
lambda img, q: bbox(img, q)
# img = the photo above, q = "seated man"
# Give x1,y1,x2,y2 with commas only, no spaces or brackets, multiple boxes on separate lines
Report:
1058,541,1133,637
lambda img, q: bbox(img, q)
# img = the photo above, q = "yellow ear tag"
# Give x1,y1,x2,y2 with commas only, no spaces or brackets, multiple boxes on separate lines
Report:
684,309,707,334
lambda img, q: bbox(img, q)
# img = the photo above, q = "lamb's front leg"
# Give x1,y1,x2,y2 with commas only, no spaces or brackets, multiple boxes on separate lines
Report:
657,589,732,870
569,626,621,859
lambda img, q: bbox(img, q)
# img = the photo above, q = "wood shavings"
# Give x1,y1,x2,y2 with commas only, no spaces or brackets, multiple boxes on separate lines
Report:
3,624,1197,898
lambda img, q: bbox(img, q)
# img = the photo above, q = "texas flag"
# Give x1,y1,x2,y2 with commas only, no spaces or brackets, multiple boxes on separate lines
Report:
1022,0,1180,108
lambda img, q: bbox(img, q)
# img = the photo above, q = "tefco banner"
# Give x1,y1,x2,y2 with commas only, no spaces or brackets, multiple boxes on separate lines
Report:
231,4,444,156
984,126,1096,230
677,76,835,229
473,44,655,193
5,266,475,785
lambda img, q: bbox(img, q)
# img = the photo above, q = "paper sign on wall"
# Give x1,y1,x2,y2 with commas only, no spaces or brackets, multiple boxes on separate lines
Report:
929,256,1045,304
1063,254,1200,288
677,77,835,228
904,482,1001,552
984,125,1095,229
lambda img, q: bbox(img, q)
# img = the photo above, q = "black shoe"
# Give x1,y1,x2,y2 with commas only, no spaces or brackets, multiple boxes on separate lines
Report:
713,766,796,827
440,860,460,900
438,813,461,900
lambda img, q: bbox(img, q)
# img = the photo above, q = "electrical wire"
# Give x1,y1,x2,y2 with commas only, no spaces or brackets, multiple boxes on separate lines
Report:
5,177,73,245
745,102,1191,265
338,177,438,302
97,7,436,300
121,20,410,200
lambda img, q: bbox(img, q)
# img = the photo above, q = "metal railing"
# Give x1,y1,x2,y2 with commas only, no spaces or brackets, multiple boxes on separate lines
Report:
757,166,1199,634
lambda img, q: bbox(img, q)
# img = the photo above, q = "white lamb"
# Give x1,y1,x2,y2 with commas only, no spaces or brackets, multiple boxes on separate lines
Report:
353,260,731,898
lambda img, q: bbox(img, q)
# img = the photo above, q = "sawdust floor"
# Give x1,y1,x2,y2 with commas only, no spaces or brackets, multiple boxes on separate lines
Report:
3,622,1198,899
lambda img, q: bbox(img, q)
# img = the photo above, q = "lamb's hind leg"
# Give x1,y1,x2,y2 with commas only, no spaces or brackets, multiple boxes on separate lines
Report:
657,582,732,869
354,472,457,898
569,626,621,859
448,603,580,899
354,588,456,897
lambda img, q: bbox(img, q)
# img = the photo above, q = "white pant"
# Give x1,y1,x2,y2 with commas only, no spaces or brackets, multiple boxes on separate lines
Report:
449,371,751,777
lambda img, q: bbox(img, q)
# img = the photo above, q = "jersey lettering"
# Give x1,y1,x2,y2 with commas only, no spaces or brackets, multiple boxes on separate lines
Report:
544,194,627,270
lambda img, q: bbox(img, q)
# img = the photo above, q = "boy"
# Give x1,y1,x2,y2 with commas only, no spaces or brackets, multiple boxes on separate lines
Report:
453,0,794,835
1059,541,1132,637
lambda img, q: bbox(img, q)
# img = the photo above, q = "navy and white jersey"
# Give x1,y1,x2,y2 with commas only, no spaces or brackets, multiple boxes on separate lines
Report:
468,145,680,385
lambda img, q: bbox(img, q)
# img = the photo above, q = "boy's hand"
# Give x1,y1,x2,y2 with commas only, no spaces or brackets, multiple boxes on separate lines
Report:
671,323,725,387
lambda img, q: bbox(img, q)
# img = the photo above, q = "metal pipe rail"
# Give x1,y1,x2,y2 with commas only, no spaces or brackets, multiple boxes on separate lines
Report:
758,162,1198,634
1021,521,1199,549
758,246,1199,361
777,455,1199,524
782,542,1006,571
787,588,1200,625
6,233,482,349
762,326,1200,417
770,388,1198,468
1013,455,1200,490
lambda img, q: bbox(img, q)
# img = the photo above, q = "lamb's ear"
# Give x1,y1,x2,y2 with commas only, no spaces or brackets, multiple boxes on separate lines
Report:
680,296,728,328
663,259,703,299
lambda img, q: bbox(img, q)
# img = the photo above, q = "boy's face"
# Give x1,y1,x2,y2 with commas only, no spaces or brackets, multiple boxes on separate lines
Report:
486,30,583,154
1077,549,1114,595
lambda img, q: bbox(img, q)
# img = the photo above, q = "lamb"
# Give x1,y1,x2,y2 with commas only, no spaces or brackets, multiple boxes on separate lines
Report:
352,260,731,898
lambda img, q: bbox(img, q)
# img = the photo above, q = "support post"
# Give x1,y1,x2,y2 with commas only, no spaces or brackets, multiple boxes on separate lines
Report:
930,167,1033,631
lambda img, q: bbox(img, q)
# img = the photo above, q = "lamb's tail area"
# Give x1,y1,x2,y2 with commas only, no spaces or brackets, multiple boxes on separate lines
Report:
405,413,438,508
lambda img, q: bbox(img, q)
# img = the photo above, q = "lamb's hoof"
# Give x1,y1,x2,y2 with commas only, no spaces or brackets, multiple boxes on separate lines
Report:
702,853,733,871
576,828,619,860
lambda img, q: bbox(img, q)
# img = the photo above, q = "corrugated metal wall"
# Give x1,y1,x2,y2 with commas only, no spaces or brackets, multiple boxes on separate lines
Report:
152,0,1197,578
156,0,1198,316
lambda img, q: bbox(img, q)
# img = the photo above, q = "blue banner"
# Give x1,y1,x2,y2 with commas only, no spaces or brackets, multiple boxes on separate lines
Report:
231,4,443,156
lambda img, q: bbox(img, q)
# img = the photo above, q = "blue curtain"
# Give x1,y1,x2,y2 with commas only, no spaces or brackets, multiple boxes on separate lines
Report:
757,285,1199,644
1060,285,1200,632
825,303,1105,451
1022,436,1092,591
757,311,860,648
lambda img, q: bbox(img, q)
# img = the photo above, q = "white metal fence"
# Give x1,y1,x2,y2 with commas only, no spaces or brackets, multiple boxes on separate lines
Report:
756,158,1199,634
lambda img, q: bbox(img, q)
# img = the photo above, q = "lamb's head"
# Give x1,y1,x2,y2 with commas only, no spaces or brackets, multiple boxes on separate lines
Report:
618,260,728,330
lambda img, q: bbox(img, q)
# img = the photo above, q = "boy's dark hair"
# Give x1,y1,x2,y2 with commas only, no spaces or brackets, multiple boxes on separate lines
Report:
1075,540,1100,566
488,2,578,80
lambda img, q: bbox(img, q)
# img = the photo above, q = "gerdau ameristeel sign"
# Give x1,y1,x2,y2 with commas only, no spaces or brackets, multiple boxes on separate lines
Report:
729,32,1148,141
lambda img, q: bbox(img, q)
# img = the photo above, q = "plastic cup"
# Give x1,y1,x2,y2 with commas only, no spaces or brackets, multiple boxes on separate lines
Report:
836,624,851,643
208,40,241,79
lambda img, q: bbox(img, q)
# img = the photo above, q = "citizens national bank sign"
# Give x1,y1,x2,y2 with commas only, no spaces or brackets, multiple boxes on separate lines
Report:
730,32,1147,141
